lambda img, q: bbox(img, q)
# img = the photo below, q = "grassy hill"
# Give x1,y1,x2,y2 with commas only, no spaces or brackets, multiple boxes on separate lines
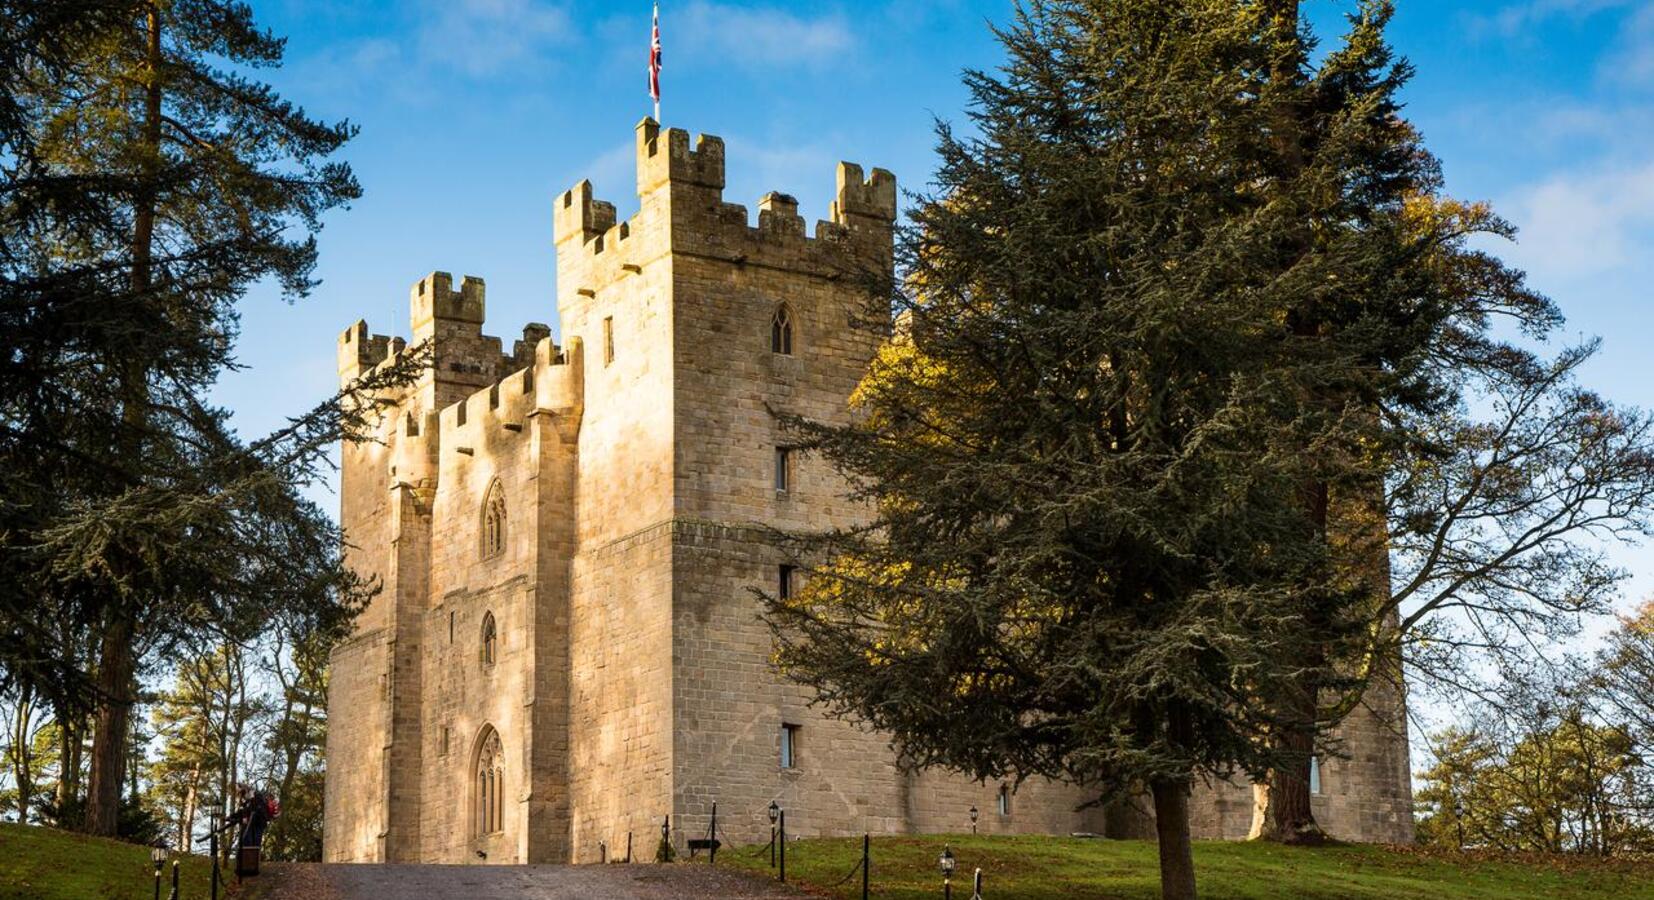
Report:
720,834,1654,899
0,822,227,900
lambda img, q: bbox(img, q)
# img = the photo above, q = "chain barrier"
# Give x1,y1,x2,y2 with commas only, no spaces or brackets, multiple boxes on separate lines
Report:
827,853,866,887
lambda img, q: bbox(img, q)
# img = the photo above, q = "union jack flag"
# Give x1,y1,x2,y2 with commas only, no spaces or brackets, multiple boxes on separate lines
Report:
649,3,662,115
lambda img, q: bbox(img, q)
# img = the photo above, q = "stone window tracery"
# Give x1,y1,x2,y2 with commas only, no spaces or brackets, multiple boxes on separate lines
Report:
771,303,794,355
474,726,504,836
481,479,507,559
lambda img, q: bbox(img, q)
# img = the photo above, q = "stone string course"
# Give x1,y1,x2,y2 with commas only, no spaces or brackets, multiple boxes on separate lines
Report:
322,120,1414,864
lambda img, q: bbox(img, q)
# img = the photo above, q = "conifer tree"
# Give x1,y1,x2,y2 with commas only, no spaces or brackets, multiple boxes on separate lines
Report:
768,2,1438,895
0,0,426,834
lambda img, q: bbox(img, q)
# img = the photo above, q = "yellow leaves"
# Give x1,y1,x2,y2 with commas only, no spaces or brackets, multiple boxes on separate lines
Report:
1400,193,1496,245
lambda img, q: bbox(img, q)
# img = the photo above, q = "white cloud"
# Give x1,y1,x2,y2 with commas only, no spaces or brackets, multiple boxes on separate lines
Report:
1472,2,1654,90
1603,3,1654,86
1473,0,1634,36
1503,160,1654,280
416,0,572,76
676,2,854,70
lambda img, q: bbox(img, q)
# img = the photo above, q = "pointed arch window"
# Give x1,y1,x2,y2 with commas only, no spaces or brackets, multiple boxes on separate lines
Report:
481,479,507,559
770,303,794,355
474,726,504,836
480,611,498,667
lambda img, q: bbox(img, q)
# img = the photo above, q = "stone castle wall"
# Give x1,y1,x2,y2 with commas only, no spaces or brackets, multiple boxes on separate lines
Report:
322,120,1415,865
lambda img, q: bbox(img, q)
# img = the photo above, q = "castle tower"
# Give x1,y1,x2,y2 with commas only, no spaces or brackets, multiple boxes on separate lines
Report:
323,121,1412,865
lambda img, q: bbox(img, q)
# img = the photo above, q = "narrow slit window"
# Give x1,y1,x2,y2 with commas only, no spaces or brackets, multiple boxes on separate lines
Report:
603,316,614,365
775,447,791,492
771,304,794,355
1309,755,1323,796
778,565,795,601
481,611,498,667
997,784,1011,816
481,480,507,560
781,723,800,769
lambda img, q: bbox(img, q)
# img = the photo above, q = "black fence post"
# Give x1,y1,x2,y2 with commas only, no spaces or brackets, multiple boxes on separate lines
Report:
626,831,633,863
167,860,179,900
862,834,870,900
152,857,162,900
973,867,984,900
709,802,718,865
778,810,786,884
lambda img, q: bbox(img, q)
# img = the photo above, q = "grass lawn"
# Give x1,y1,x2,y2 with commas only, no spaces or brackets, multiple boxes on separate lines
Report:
719,833,1654,899
0,821,231,900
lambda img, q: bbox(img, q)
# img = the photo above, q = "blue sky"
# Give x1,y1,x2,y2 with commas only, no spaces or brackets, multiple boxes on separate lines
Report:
225,0,1654,637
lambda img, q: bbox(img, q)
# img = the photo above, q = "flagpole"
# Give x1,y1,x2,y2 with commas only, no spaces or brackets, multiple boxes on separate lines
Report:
651,2,662,123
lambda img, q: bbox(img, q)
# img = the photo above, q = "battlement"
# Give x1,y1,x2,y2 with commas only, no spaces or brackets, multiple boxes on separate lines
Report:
432,335,583,452
554,120,897,288
830,163,898,226
636,118,725,195
554,181,623,251
339,320,399,381
412,271,487,341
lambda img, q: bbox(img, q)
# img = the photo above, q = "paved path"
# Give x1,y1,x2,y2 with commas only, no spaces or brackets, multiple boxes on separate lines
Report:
251,862,804,899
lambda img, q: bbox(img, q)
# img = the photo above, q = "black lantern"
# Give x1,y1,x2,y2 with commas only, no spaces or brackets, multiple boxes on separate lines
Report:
768,800,780,825
939,844,956,877
969,805,979,834
150,844,168,866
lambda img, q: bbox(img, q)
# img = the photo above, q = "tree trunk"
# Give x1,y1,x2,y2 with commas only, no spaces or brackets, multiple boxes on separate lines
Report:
1251,640,1327,844
89,4,163,837
180,763,200,850
1151,777,1197,900
56,707,82,819
1248,724,1325,844
9,684,36,823
84,615,135,835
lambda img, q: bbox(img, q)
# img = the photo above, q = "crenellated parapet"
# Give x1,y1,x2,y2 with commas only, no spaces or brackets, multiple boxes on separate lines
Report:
339,271,586,499
554,118,896,300
338,320,402,384
429,333,584,465
412,271,486,341
830,162,898,234
635,118,725,196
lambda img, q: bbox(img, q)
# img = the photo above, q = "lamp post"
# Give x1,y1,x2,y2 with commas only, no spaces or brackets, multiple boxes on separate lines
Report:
969,805,978,835
150,845,167,900
208,811,221,900
767,801,780,868
939,844,957,900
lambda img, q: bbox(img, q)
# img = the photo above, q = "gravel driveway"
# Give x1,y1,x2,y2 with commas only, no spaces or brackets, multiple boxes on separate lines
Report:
250,861,804,899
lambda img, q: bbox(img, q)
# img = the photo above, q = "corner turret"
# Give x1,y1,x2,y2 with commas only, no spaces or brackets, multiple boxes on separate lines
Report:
411,271,486,343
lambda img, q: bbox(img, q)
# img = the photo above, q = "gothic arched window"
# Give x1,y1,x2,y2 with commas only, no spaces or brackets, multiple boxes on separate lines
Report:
474,726,504,836
770,303,794,355
481,479,507,559
480,612,497,667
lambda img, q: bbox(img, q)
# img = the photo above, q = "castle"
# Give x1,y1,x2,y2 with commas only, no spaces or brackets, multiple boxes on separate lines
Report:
322,120,1415,865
